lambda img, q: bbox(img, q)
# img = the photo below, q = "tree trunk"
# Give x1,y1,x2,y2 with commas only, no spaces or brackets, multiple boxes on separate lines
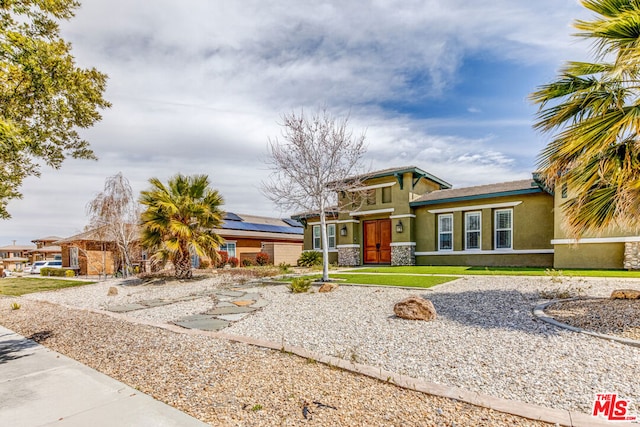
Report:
174,249,192,279
319,208,330,282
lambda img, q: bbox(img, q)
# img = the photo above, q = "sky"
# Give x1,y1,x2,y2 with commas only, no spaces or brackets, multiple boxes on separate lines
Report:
2,0,591,245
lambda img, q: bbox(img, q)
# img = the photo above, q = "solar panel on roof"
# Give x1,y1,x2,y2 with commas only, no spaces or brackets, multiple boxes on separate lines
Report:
224,212,243,222
220,220,303,235
282,218,303,228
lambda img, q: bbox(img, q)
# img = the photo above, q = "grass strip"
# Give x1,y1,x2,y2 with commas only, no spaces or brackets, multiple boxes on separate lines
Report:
0,278,95,296
349,266,640,278
286,273,456,288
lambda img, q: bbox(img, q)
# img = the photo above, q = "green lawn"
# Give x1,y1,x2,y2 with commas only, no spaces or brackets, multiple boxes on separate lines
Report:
295,273,457,288
0,278,95,296
347,265,640,278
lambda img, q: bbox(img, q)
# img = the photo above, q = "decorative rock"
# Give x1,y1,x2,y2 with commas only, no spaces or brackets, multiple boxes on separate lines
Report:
319,283,338,293
393,296,437,321
107,287,118,296
610,289,640,299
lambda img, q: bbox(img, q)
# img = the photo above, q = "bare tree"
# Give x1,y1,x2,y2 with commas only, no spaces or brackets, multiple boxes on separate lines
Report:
86,172,140,278
262,109,367,281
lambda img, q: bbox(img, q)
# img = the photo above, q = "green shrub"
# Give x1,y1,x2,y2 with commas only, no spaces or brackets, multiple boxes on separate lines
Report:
278,262,292,274
242,258,254,267
10,302,21,310
256,252,270,266
297,251,322,267
288,277,312,293
199,259,210,269
41,268,75,277
64,270,75,277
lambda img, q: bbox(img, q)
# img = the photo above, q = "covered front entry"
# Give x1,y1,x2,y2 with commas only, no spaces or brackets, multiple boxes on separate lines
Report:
363,219,391,264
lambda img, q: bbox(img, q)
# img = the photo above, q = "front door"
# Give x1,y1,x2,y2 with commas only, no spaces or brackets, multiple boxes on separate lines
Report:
363,219,391,264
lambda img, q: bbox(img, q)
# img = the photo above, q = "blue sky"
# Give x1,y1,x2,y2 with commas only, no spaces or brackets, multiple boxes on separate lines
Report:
2,0,590,245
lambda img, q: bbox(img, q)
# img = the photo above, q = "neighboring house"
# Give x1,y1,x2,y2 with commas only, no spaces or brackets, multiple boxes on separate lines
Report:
56,213,304,274
0,243,35,272
55,227,135,276
29,236,62,262
292,165,640,270
211,213,303,266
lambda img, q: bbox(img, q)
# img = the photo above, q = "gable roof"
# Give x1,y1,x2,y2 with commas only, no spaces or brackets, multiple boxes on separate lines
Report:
342,166,452,190
410,179,546,207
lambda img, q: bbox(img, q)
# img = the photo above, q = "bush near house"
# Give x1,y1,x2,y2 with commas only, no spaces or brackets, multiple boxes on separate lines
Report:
256,252,270,266
199,259,210,269
216,251,229,268
41,268,76,277
242,258,254,267
228,257,239,268
297,251,322,267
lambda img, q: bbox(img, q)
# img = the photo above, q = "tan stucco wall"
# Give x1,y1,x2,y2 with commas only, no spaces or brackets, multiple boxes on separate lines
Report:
554,243,624,269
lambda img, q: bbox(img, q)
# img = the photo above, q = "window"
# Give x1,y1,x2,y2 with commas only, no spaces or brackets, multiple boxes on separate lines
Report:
365,189,376,205
382,186,392,203
313,225,321,249
465,212,481,250
313,224,336,250
495,209,512,249
220,242,236,258
438,214,453,251
327,224,336,249
70,247,79,268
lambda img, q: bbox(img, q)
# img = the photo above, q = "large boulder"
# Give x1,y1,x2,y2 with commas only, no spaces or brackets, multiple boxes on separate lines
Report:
394,296,437,321
319,283,338,293
611,289,640,299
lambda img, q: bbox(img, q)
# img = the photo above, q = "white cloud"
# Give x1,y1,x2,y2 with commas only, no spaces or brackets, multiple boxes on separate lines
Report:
2,0,589,243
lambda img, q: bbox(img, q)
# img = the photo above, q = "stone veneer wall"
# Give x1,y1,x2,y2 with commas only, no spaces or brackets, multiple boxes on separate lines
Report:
624,242,640,270
338,247,360,267
391,244,415,266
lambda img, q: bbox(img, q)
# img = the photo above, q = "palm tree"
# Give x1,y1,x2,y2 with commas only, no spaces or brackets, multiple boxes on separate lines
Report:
139,174,224,279
531,0,640,236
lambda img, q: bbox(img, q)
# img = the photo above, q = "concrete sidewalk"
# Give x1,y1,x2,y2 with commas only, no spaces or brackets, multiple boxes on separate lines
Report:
0,326,208,427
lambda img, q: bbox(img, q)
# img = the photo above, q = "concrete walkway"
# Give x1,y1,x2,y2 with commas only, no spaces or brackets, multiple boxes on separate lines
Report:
0,326,208,427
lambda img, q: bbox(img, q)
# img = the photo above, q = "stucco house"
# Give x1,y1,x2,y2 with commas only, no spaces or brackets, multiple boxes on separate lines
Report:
292,165,640,270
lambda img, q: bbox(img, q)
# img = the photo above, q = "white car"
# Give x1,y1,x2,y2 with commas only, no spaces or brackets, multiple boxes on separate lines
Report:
30,260,63,274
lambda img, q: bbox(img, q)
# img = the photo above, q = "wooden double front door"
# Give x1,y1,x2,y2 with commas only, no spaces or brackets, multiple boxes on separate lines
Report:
363,219,391,264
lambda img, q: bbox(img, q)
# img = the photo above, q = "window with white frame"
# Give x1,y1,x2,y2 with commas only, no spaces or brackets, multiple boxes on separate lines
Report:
465,211,481,250
327,224,336,249
313,225,321,250
313,224,336,250
438,214,453,251
220,242,236,258
495,209,512,249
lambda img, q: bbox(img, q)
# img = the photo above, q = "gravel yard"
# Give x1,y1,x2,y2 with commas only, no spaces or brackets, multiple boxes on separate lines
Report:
2,272,639,425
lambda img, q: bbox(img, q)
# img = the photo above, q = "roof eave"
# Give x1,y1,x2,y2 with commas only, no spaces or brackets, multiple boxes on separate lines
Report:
409,187,544,207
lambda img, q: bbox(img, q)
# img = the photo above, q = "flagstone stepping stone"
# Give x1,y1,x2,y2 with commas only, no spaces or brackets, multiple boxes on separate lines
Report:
231,300,255,307
216,313,252,322
107,303,147,312
215,301,236,307
250,299,269,309
215,290,245,297
206,306,256,315
142,299,172,308
176,314,217,322
238,293,261,300
173,318,230,331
